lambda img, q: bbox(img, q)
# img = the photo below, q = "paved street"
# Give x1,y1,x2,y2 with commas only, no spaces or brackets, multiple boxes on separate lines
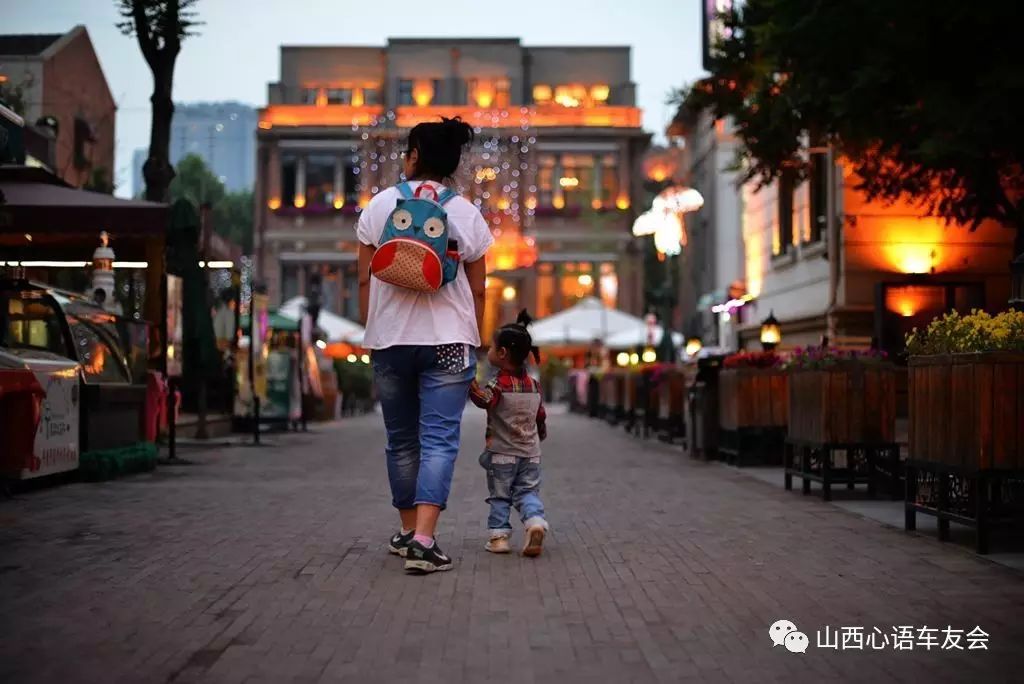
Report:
2,407,1024,684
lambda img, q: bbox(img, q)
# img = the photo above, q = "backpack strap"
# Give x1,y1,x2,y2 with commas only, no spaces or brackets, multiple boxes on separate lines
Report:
436,187,458,206
396,182,414,199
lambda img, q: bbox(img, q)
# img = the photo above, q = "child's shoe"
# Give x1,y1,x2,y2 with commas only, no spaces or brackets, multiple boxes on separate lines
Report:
522,523,546,557
485,534,511,554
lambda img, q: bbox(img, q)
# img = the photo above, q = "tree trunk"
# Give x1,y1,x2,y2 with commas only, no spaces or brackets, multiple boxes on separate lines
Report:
143,62,176,203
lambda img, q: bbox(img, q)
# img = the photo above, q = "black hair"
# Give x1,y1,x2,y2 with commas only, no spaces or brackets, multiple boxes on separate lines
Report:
406,116,474,181
494,309,540,367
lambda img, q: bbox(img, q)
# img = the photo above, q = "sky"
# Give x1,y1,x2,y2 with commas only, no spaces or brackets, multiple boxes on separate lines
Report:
5,0,705,198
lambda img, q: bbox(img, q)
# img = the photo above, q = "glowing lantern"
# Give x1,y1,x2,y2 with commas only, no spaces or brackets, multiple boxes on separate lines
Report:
590,84,610,103
592,198,603,210
533,84,552,103
485,228,538,273
501,286,517,302
559,176,579,188
473,81,496,108
652,212,684,256
654,186,705,214
267,197,282,210
526,196,538,210
333,197,344,210
554,86,578,108
760,311,781,351
315,89,327,107
412,80,434,106
294,195,306,209
642,146,684,184
685,337,703,357
632,186,704,257
616,352,630,367
615,195,630,210
553,195,566,210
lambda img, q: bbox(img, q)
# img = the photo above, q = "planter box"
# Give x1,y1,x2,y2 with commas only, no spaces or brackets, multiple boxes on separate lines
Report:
718,368,788,431
909,352,1024,471
788,364,896,444
657,369,686,421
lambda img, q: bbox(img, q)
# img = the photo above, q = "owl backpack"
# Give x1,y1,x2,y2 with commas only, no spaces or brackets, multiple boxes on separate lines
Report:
369,182,461,293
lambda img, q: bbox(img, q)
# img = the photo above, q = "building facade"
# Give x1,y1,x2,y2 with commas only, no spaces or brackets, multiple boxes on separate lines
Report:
674,112,745,350
254,38,650,335
0,26,115,190
132,101,257,197
680,111,1016,355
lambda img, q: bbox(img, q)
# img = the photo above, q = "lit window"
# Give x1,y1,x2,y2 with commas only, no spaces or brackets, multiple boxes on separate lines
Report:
301,88,319,105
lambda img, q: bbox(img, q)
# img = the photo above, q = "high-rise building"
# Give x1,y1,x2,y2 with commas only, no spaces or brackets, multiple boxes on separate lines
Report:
255,38,650,333
132,101,256,197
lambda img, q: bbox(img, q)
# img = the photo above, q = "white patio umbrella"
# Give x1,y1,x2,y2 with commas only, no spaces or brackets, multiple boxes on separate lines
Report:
605,325,684,349
527,296,647,346
278,296,365,344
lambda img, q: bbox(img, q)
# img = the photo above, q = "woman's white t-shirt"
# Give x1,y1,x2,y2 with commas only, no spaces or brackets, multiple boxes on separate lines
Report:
356,180,493,349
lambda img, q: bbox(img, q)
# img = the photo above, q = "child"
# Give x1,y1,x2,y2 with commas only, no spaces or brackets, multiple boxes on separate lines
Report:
468,310,549,557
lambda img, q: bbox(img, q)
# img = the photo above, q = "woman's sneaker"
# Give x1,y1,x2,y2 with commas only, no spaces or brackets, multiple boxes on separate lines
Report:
522,524,546,557
388,529,415,557
404,539,453,574
485,534,511,554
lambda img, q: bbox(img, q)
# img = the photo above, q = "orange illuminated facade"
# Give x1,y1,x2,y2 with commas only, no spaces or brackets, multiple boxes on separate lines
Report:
255,38,650,329
731,155,1016,352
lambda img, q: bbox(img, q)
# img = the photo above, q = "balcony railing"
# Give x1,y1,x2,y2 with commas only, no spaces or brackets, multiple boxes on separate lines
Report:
259,104,642,130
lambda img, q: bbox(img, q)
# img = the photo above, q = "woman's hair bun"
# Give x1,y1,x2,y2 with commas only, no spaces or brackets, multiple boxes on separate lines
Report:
440,116,474,147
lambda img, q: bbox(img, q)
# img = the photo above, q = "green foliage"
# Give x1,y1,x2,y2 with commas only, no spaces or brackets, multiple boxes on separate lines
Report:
170,154,253,250
678,0,1024,248
906,310,1024,355
116,0,202,45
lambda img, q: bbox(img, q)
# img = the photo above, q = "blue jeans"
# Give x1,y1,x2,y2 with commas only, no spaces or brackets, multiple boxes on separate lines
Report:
372,346,475,510
479,451,547,535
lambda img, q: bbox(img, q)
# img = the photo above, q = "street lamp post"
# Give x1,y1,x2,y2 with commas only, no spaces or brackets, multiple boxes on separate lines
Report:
760,311,781,352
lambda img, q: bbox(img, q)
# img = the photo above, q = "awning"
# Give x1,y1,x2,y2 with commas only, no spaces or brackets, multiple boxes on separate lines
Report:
277,296,365,344
528,296,646,346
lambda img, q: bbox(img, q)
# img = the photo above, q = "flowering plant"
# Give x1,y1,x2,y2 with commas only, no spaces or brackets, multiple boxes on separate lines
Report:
905,309,1024,355
723,351,782,369
783,346,888,370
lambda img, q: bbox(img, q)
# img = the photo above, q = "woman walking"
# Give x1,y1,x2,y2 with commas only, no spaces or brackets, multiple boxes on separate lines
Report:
357,117,492,574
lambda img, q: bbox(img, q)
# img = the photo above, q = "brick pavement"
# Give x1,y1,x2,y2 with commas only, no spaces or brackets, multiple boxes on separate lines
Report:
2,407,1024,683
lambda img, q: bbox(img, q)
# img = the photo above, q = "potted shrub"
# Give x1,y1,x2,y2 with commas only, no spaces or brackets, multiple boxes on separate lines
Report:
906,309,1024,470
904,309,1024,553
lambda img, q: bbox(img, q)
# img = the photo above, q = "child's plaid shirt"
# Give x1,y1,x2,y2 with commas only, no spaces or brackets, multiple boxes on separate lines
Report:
469,368,547,458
